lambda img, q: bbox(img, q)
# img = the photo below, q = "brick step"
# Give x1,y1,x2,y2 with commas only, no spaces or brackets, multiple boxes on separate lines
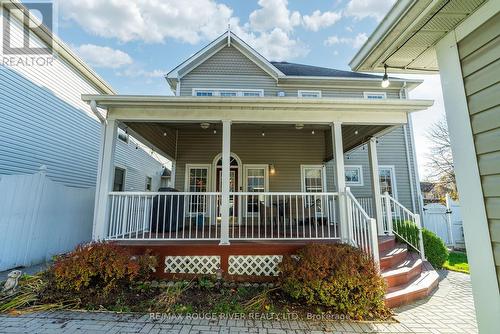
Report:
384,261,439,308
382,253,422,288
378,235,396,252
379,243,408,270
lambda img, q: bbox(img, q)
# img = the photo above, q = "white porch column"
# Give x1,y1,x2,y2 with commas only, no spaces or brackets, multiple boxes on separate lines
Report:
93,119,118,240
220,120,231,245
331,122,348,242
368,137,384,235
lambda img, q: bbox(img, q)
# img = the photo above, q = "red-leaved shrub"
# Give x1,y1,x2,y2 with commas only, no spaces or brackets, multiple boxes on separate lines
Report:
52,242,157,297
279,243,389,319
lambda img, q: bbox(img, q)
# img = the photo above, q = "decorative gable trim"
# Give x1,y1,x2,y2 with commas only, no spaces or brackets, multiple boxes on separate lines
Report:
166,31,284,83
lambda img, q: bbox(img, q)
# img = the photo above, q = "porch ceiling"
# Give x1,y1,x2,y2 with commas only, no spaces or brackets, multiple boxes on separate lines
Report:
124,121,392,161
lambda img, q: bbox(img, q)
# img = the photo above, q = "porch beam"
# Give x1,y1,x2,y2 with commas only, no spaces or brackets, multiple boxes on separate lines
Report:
108,107,412,125
220,120,231,245
368,137,384,235
93,119,118,240
332,122,348,242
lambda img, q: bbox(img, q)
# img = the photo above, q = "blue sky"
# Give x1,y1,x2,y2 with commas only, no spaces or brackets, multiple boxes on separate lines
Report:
51,0,445,178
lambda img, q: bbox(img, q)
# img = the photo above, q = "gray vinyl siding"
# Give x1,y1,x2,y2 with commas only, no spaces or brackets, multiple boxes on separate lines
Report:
458,13,500,285
324,126,417,211
0,11,163,190
180,46,401,98
177,43,420,213
174,128,325,192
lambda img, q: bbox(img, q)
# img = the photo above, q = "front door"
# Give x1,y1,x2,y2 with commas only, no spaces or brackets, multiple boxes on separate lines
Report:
216,167,238,219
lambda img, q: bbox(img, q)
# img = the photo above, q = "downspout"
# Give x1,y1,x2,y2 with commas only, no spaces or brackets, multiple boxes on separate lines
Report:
400,81,423,215
90,100,107,238
400,82,417,213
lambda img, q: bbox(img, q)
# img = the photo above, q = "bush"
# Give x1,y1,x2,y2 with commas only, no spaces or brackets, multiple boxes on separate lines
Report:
279,243,388,319
422,228,448,269
51,242,157,297
393,221,448,269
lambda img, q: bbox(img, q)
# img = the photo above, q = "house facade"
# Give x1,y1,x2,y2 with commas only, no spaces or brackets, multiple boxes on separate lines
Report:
0,2,165,270
84,31,436,307
350,0,499,331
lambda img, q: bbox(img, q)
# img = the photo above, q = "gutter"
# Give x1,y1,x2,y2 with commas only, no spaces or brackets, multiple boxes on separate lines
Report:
90,100,106,124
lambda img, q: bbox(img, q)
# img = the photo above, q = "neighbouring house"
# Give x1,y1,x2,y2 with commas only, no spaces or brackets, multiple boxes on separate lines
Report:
350,0,499,331
84,30,435,307
0,2,166,271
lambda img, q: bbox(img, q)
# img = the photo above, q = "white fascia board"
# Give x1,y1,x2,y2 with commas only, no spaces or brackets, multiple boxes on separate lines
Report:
166,31,284,81
349,0,417,71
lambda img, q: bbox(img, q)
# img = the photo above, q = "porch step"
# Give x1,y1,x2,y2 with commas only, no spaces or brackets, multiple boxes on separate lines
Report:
384,261,439,308
379,235,439,308
382,253,422,288
378,236,396,252
379,244,408,270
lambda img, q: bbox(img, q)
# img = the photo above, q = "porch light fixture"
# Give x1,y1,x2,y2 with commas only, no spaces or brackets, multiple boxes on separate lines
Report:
213,129,217,134
354,130,359,135
295,124,304,130
261,131,265,137
200,122,210,129
269,164,276,175
163,132,167,137
381,64,390,88
311,130,315,135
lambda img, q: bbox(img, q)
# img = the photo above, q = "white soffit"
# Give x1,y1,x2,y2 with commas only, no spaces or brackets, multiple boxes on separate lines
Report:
350,0,487,73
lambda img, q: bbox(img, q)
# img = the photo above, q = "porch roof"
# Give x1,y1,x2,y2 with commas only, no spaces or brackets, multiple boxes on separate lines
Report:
82,95,433,125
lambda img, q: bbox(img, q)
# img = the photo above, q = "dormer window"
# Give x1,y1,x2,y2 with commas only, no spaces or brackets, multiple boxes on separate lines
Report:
298,90,322,98
363,92,387,99
193,89,263,97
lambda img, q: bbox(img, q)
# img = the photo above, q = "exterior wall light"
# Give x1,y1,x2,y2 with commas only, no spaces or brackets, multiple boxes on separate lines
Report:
269,164,276,175
381,64,390,88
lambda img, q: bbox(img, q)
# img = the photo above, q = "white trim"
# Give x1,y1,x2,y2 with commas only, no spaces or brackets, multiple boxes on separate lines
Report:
113,165,127,191
184,164,212,193
363,92,387,99
166,31,284,81
436,31,500,333
192,88,264,97
455,0,500,42
379,165,398,200
211,152,242,193
300,165,325,193
368,137,384,234
298,90,322,98
145,175,153,192
345,165,364,186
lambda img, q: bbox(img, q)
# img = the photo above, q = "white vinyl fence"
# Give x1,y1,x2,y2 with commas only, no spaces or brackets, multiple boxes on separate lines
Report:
423,194,464,248
0,169,95,271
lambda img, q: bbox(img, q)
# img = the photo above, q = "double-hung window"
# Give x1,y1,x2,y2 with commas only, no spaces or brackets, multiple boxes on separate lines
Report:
186,165,210,215
379,166,397,198
244,165,268,216
301,165,325,212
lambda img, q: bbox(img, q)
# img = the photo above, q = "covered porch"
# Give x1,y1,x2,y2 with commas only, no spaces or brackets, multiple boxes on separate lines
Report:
84,96,432,263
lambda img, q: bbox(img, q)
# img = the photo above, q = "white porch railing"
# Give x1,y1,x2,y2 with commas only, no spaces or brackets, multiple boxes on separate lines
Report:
107,192,221,240
345,188,380,266
229,192,340,240
382,192,426,260
106,191,340,241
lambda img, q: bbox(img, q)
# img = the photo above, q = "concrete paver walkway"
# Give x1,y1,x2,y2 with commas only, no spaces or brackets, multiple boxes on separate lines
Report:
0,270,477,333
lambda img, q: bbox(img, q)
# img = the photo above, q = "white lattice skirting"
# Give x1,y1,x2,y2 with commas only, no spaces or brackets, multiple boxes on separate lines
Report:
228,255,283,276
164,256,220,274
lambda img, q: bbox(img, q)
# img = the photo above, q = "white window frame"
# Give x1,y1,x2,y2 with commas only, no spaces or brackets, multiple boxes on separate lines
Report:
345,165,364,186
145,176,152,191
117,128,129,143
300,165,325,192
379,165,398,199
192,88,264,97
184,164,212,192
243,164,269,217
363,92,387,99
113,165,127,192
298,90,322,98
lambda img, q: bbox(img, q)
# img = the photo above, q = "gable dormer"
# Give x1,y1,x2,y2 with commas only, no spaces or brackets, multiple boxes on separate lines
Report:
166,31,284,96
